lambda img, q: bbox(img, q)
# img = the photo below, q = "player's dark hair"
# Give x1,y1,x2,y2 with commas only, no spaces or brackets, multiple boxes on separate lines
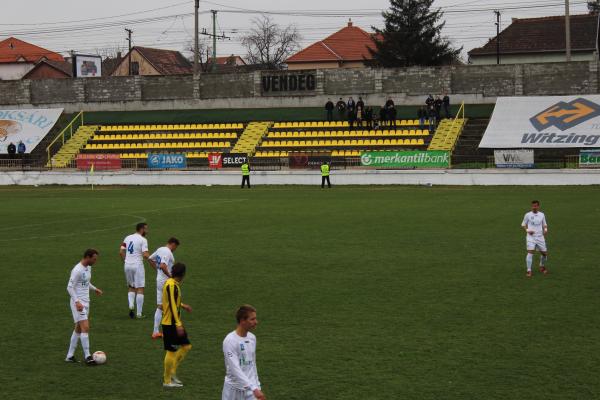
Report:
532,200,540,205
236,304,257,323
172,262,186,278
168,237,180,246
136,222,147,231
83,248,99,258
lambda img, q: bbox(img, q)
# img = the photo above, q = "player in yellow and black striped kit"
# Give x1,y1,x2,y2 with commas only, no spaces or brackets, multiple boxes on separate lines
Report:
161,262,192,388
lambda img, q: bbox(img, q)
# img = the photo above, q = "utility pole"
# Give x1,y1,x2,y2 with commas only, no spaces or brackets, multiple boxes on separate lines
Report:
194,0,200,75
211,10,217,72
565,0,572,61
125,28,133,75
494,10,501,65
199,11,231,73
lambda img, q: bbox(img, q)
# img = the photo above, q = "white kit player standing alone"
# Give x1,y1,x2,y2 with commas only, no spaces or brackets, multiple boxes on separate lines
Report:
120,222,150,318
222,305,266,400
521,200,549,278
65,249,103,365
148,237,180,339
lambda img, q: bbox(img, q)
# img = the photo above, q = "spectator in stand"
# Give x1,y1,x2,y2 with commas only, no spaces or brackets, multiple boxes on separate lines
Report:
7,142,16,158
356,104,364,127
418,106,427,129
427,106,437,132
379,106,387,127
336,98,346,120
17,141,26,155
347,97,356,115
385,96,395,109
434,96,443,121
325,98,334,122
357,97,365,111
388,105,397,128
348,106,356,130
425,94,434,109
443,93,451,119
365,107,374,129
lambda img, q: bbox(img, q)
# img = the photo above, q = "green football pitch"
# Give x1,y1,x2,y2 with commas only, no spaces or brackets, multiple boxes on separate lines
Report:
1,185,598,400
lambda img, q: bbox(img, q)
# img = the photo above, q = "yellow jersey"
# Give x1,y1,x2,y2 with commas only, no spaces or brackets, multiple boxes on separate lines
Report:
161,278,183,326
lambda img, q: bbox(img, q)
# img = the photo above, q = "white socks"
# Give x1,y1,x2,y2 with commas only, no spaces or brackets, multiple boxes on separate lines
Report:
540,255,547,267
526,253,533,271
136,294,144,316
128,292,135,310
154,308,163,334
80,332,91,358
67,331,80,358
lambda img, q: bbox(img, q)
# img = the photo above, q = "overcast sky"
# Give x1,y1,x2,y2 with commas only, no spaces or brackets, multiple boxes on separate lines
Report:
0,0,591,61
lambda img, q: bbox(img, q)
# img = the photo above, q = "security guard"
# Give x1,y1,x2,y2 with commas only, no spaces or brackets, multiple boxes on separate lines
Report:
241,160,251,189
321,161,331,189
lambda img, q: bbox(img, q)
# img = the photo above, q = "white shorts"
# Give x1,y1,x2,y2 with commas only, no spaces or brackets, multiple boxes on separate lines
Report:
70,300,89,323
222,384,257,400
124,263,145,288
156,279,167,305
526,235,547,252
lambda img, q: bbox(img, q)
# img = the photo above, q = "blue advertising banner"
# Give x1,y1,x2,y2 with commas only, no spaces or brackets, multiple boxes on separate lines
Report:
147,153,187,169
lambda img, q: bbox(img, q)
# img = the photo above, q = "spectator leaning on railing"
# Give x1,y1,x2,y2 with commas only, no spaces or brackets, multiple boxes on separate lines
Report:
17,141,26,155
418,106,427,129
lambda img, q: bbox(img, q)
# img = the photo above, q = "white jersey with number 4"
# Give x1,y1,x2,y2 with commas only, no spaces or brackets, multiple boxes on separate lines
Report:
150,246,175,283
223,331,260,393
521,211,547,237
122,233,148,265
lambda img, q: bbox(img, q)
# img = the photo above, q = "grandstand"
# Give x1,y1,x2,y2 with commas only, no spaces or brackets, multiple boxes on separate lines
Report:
43,118,448,166
83,123,244,160
254,120,431,158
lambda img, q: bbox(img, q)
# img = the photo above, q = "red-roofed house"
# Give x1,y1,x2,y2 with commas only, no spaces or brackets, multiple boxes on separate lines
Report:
111,46,192,76
0,37,64,80
214,55,246,66
286,21,377,70
468,14,600,65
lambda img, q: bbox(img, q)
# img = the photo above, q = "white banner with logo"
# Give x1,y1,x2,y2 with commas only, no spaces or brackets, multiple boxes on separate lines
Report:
0,108,63,154
494,149,534,168
479,96,600,148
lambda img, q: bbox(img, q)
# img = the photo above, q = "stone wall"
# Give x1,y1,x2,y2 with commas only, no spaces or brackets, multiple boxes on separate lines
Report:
0,61,597,112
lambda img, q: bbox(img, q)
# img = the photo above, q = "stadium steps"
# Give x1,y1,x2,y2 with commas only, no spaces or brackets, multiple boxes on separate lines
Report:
232,122,271,155
427,118,467,151
47,125,98,168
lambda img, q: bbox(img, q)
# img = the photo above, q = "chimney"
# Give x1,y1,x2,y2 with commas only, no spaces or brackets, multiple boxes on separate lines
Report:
348,18,353,27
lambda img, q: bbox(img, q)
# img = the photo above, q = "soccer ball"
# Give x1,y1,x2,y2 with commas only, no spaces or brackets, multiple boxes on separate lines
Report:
93,351,107,364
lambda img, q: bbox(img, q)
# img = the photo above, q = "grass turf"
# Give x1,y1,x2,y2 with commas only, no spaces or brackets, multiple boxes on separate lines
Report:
0,185,598,400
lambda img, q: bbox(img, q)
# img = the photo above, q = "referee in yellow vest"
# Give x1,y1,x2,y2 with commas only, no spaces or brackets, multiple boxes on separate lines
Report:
241,160,251,189
321,161,331,188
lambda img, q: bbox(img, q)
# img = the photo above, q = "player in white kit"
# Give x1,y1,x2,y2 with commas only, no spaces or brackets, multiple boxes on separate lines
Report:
521,200,549,277
65,249,103,365
120,222,149,318
148,237,180,339
222,305,266,400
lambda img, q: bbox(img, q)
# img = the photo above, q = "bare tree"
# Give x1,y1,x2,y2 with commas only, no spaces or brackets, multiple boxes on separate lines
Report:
94,45,126,60
184,39,213,72
241,16,301,69
589,1,600,14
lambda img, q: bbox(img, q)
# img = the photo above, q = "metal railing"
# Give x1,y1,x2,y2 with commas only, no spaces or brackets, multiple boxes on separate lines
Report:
46,111,84,165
